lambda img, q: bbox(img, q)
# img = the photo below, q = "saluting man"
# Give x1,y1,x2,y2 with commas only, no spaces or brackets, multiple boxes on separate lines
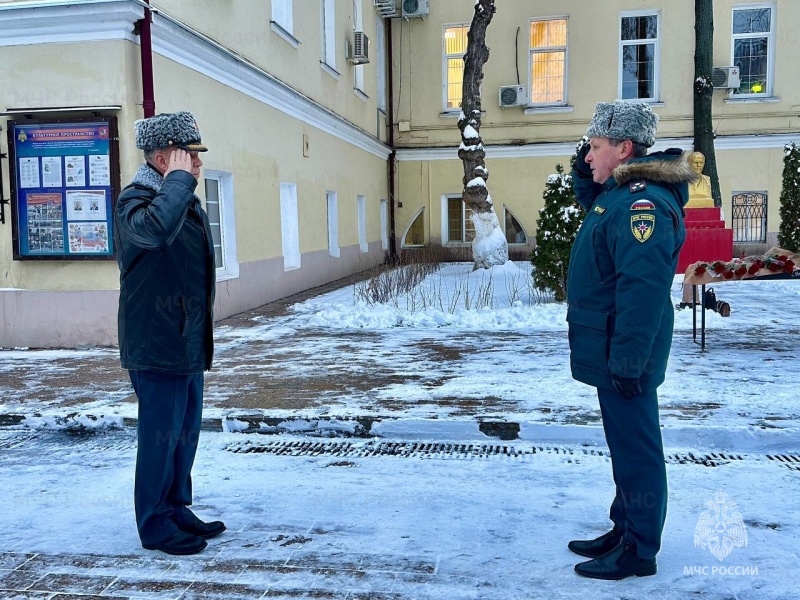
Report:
115,111,225,555
565,101,695,579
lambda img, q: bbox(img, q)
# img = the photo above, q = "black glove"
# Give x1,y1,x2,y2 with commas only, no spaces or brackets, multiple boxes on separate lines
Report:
611,375,643,399
574,141,592,179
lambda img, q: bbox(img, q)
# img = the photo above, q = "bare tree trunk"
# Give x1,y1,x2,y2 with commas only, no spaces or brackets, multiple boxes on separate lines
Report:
458,0,507,269
694,0,722,207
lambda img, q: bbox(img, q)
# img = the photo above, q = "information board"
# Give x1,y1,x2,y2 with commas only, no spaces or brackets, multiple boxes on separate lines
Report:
8,118,119,259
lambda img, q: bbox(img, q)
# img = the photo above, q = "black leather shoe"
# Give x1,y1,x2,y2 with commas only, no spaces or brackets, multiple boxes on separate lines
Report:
142,530,207,555
176,517,226,539
574,539,657,580
568,527,623,558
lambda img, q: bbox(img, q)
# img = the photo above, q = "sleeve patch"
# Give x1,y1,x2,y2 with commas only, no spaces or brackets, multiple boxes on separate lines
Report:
629,181,647,193
630,199,655,211
631,214,655,242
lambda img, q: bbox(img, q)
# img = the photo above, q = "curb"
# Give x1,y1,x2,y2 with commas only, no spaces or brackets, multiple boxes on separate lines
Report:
2,412,800,452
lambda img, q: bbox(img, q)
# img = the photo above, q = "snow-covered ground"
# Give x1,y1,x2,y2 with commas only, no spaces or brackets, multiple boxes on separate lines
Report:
1,261,799,598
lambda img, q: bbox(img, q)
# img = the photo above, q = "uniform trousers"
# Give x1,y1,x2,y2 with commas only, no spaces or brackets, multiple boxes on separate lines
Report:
129,370,204,545
597,386,668,560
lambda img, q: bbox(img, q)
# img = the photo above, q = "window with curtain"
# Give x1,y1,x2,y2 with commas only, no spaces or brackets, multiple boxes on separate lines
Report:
446,197,475,244
530,18,567,105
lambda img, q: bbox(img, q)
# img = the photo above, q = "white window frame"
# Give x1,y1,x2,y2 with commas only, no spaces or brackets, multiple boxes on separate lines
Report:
731,3,776,97
618,10,661,102
271,0,299,47
204,170,239,281
376,15,387,112
321,0,337,74
327,190,340,258
440,194,474,246
353,0,365,94
380,199,389,251
280,182,301,271
528,17,568,107
357,195,368,253
442,23,469,113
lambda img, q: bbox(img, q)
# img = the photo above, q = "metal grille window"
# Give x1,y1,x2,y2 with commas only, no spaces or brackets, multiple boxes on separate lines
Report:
443,25,469,110
732,192,767,243
530,18,567,105
619,13,659,101
732,6,774,95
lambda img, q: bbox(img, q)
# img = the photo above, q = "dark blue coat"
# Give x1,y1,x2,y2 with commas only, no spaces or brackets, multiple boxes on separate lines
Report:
115,167,215,374
566,150,693,391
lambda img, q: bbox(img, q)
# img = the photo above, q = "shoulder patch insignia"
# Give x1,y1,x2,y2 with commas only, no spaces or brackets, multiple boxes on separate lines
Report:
630,199,656,211
594,205,606,214
631,214,655,243
630,180,647,193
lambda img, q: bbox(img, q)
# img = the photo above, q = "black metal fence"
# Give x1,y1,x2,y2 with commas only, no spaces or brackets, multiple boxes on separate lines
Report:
731,192,767,243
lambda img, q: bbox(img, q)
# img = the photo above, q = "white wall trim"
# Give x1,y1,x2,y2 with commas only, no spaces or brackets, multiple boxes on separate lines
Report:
0,0,390,160
395,134,800,161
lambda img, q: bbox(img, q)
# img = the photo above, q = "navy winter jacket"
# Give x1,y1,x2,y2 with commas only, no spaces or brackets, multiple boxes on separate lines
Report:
566,150,694,391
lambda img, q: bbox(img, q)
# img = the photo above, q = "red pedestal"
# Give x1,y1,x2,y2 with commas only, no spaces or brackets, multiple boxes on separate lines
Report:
676,207,734,273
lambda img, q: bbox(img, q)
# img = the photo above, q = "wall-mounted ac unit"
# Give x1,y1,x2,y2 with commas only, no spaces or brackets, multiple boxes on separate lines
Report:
402,0,429,19
499,85,527,107
348,31,370,65
374,0,399,18
712,66,741,89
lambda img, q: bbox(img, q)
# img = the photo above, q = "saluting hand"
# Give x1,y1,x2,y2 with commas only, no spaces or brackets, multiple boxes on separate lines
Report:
164,148,194,177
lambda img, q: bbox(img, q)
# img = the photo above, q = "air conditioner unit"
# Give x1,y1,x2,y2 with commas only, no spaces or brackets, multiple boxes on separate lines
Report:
349,31,370,65
402,0,428,19
711,66,741,89
499,84,527,107
374,0,399,18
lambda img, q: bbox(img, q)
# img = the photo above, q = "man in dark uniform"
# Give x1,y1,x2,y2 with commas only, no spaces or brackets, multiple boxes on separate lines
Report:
115,111,225,555
565,101,695,579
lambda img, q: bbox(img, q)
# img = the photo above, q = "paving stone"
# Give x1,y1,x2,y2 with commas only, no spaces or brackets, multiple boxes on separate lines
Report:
103,577,192,599
0,568,43,590
346,593,409,600
359,554,437,575
181,581,270,599
0,552,35,570
0,591,52,600
285,552,364,572
29,572,116,594
311,569,396,594
19,553,102,573
264,588,345,599
51,595,130,600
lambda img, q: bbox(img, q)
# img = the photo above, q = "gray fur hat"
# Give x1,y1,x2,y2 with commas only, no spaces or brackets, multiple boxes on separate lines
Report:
134,111,208,152
585,101,659,147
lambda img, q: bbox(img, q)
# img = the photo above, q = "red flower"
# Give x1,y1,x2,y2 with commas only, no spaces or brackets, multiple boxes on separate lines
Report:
747,263,761,275
735,265,748,277
778,255,789,261
767,262,781,272
784,260,795,273
723,270,735,280
694,265,707,276
713,262,727,274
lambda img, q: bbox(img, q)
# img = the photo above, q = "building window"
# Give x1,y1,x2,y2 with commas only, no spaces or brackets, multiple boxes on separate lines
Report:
321,0,336,69
732,5,774,96
204,171,239,281
442,196,474,244
280,182,301,271
504,207,527,244
272,0,294,36
443,24,469,111
403,208,425,247
619,12,659,101
357,195,368,253
732,192,767,243
380,199,389,250
327,190,340,257
530,18,567,106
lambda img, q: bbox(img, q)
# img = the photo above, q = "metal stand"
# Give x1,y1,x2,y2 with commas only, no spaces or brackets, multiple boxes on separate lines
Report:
690,284,706,352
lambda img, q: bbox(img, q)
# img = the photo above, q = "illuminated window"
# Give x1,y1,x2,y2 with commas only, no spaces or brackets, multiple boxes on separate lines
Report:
530,18,567,105
732,5,774,96
443,25,469,111
619,12,659,101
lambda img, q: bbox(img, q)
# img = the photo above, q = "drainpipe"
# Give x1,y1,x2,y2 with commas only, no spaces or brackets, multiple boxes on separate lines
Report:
386,17,397,260
139,0,156,117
